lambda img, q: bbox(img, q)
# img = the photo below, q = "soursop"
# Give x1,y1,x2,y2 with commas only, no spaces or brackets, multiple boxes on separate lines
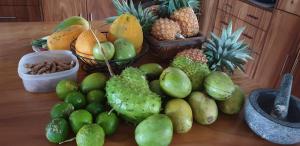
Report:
172,49,210,90
106,67,161,124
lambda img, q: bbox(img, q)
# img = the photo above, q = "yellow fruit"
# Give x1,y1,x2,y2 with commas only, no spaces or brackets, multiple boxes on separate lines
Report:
170,7,199,37
151,18,181,40
48,25,87,50
108,14,143,54
75,30,107,59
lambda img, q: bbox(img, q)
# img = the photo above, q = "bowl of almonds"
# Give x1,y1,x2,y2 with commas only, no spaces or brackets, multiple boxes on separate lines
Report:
18,51,79,93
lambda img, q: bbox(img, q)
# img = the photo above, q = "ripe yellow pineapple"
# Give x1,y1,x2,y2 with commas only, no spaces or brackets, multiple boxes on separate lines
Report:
159,0,200,37
171,7,199,37
151,18,182,40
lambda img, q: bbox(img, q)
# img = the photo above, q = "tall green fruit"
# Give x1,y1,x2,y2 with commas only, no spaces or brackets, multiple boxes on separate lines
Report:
218,85,245,114
172,49,210,91
81,73,108,93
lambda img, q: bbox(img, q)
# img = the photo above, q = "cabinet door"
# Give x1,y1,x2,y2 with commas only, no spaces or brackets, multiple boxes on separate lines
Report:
255,10,300,88
42,0,87,21
87,0,116,21
0,5,41,22
277,0,300,16
199,0,219,37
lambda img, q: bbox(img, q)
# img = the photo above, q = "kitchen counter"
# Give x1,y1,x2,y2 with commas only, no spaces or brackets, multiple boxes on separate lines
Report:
0,21,297,146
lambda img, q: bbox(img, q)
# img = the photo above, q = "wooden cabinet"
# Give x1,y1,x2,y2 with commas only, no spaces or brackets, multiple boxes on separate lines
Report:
86,0,116,21
277,0,300,16
292,47,300,97
199,0,219,37
255,10,300,88
0,0,41,22
42,0,87,21
42,0,116,21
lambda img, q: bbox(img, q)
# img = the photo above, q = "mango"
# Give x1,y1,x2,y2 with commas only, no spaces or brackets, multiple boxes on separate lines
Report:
165,99,193,133
54,16,89,32
188,92,218,125
218,85,245,114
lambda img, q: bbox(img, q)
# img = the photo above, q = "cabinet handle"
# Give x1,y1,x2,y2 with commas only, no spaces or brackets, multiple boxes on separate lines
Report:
90,13,93,21
247,14,258,20
220,20,228,25
0,16,16,19
242,33,253,40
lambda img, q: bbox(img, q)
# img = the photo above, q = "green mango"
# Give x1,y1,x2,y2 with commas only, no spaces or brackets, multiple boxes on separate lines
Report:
45,118,69,144
139,63,163,79
160,67,192,98
76,124,105,146
188,92,218,125
204,71,235,101
135,114,173,146
81,73,108,93
53,16,89,32
218,85,245,114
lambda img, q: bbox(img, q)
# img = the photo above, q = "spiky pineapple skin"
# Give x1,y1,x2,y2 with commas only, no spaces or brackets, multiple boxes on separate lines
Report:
151,18,181,40
171,7,199,37
172,49,210,90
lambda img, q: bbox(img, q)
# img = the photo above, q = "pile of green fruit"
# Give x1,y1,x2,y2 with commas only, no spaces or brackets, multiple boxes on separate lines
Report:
45,73,119,146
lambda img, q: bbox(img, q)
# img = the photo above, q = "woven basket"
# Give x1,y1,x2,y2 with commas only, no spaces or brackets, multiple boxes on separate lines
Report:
145,33,205,59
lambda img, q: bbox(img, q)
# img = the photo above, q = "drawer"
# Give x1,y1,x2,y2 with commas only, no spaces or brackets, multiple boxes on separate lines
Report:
0,6,41,21
233,0,272,31
277,0,300,16
218,0,236,13
0,0,39,6
214,10,258,43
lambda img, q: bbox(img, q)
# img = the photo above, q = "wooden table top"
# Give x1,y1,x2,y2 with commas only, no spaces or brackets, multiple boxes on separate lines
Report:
0,21,298,146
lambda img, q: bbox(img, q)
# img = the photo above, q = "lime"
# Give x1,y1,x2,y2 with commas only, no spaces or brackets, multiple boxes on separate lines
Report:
69,109,93,133
45,118,69,144
96,112,119,136
86,102,104,116
50,102,74,119
56,79,78,100
76,124,105,146
113,38,136,60
65,91,86,109
81,73,108,93
87,90,106,104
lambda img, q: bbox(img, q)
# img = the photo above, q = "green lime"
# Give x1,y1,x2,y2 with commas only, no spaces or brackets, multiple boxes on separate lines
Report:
96,112,119,136
56,79,78,100
81,73,108,93
69,109,93,133
76,124,105,146
50,102,74,119
65,91,86,109
87,90,106,104
45,118,69,144
86,102,104,116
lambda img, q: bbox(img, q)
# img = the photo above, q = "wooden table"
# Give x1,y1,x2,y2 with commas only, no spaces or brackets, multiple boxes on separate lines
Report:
0,21,298,146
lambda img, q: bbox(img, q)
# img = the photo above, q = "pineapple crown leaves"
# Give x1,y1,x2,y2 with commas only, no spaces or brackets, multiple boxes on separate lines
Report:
204,21,253,74
159,0,200,17
106,0,158,33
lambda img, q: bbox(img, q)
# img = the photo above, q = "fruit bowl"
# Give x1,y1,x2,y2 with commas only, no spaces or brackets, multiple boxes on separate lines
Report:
70,40,149,73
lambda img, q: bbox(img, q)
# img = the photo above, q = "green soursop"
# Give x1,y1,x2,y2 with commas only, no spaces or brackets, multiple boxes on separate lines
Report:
172,49,210,90
106,67,161,124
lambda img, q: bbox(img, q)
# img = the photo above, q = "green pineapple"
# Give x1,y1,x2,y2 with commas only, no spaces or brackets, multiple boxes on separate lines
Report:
204,21,252,74
106,0,157,32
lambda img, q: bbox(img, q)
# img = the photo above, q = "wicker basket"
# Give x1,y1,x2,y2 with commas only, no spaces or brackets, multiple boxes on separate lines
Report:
71,41,149,74
145,33,205,59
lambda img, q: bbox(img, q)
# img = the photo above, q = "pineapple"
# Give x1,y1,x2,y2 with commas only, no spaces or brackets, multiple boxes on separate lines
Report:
106,0,158,32
151,18,182,40
159,0,200,37
204,21,252,74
